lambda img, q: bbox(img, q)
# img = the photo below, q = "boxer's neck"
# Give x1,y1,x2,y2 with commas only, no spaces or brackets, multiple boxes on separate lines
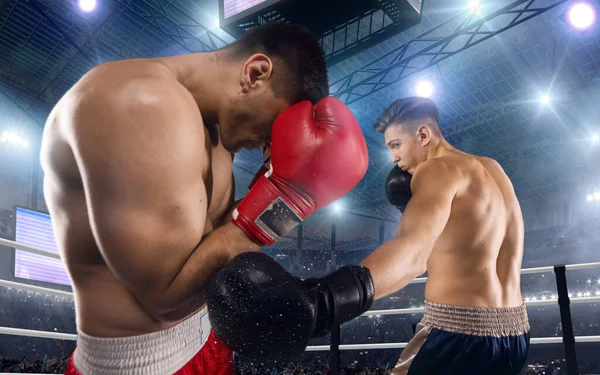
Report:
426,137,456,161
161,52,233,126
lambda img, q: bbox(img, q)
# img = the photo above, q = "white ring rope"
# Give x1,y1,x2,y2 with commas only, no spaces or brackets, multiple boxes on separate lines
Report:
304,336,600,351
0,326,77,341
0,238,61,260
0,324,597,350
0,278,73,298
361,295,600,316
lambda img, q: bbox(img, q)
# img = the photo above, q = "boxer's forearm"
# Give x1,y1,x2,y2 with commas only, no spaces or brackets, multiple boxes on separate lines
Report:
144,221,261,321
360,236,431,300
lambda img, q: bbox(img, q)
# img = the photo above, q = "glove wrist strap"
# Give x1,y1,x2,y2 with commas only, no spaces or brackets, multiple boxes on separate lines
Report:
310,265,375,337
233,175,315,246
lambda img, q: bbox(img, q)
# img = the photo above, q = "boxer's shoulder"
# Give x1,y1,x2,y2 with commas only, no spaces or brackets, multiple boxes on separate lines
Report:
412,158,457,188
73,62,194,115
55,61,203,148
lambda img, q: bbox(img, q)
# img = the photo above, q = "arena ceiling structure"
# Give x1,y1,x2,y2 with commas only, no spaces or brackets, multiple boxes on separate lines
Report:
0,0,599,225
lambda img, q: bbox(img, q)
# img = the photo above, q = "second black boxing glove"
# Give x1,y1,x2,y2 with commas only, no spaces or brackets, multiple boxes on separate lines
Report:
385,165,412,213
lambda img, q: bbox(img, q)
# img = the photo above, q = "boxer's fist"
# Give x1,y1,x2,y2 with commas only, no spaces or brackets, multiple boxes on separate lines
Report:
385,165,412,213
206,252,316,360
233,97,368,246
206,252,374,361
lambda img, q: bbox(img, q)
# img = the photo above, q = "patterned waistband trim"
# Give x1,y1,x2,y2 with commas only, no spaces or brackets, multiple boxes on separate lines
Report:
421,300,530,337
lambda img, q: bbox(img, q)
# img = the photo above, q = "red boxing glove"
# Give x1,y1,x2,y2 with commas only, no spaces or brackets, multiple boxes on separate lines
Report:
233,97,368,246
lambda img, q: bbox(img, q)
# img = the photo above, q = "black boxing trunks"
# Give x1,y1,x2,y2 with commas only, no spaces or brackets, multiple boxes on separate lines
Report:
393,301,530,375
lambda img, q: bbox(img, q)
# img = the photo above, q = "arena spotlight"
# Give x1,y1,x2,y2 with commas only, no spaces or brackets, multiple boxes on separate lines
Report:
467,0,481,14
1,131,28,148
333,202,342,212
540,94,550,105
415,80,435,98
595,191,600,201
587,194,594,202
567,2,596,31
78,0,97,12
593,135,599,144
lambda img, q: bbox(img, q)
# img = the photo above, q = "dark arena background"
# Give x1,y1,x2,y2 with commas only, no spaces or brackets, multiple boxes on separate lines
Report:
0,0,600,374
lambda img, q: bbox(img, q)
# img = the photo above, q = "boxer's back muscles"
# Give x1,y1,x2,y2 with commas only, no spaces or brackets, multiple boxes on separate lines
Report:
424,151,524,308
41,59,235,337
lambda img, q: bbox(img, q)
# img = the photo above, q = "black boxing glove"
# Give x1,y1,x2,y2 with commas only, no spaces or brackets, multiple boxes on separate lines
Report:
303,265,374,338
385,165,412,213
206,252,374,361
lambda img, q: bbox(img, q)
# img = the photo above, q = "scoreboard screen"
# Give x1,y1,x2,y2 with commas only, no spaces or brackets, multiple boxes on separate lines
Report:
222,0,281,22
13,207,69,286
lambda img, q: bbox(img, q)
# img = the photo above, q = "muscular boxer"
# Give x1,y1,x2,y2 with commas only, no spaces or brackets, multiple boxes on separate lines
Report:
366,97,530,374
40,23,368,375
209,97,529,375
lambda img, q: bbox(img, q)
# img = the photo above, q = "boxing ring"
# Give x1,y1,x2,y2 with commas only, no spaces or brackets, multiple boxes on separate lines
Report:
0,237,599,375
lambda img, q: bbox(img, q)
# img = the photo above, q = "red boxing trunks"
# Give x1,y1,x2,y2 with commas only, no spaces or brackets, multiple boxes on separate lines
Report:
65,307,233,375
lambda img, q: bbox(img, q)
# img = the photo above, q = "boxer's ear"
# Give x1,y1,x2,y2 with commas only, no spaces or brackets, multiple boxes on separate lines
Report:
417,125,433,147
240,54,273,92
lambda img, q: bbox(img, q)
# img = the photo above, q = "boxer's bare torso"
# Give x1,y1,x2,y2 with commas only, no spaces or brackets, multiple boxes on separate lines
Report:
423,150,524,308
41,59,235,337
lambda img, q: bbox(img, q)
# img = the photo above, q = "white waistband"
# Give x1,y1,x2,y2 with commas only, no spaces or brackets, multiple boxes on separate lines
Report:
73,308,211,375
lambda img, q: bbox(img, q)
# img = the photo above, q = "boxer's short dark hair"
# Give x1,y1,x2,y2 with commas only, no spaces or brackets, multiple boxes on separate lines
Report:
373,97,441,134
223,23,329,104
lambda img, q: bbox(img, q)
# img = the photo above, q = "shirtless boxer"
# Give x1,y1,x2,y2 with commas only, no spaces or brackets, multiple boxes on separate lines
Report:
208,97,530,374
40,23,368,374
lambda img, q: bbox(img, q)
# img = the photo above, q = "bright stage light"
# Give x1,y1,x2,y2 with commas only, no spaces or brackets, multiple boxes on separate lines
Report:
334,202,342,212
415,80,435,98
467,0,481,14
1,131,28,148
595,192,600,201
593,135,599,144
540,94,550,104
567,2,596,31
78,0,97,13
588,194,594,202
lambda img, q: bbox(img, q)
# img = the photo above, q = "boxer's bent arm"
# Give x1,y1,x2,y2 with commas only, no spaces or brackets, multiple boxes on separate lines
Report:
360,160,455,299
74,80,259,320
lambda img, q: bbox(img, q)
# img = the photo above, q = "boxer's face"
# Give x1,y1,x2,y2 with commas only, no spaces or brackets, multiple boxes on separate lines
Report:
384,123,429,174
219,54,291,153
